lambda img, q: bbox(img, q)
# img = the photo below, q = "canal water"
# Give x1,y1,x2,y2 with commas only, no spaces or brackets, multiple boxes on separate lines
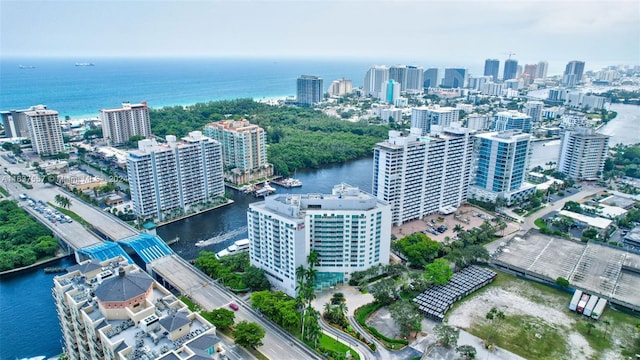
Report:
1,103,637,359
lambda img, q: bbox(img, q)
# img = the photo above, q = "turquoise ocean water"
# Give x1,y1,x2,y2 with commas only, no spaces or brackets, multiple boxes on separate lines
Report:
1,57,376,118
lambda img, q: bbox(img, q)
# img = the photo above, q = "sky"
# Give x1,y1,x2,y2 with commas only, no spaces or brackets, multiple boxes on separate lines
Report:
1,0,639,69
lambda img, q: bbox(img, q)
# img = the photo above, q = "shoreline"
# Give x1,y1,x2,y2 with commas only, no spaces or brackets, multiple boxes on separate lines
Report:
0,253,73,277
155,198,235,228
65,95,291,121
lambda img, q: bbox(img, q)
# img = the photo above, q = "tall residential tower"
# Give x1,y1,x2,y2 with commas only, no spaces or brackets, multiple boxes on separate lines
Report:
127,131,224,221
24,107,65,156
204,119,272,184
557,128,609,181
296,75,324,106
100,101,152,146
247,184,391,297
373,127,474,225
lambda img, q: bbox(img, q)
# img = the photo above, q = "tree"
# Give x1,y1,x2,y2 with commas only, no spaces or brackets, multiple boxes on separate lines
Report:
563,201,582,214
485,307,505,345
126,135,146,148
242,266,271,291
456,345,477,360
203,308,235,331
389,299,422,337
453,224,464,233
424,259,453,285
585,322,596,335
556,277,570,288
434,324,459,348
369,278,397,305
233,321,265,349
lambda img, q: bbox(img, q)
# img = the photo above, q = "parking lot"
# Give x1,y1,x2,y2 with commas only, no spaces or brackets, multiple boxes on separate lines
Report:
391,204,520,242
22,195,73,224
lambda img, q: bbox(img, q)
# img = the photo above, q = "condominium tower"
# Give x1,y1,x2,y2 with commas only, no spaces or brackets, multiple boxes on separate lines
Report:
563,60,586,87
100,101,152,146
483,59,500,82
503,59,518,81
53,256,219,360
364,65,389,98
204,119,272,184
557,128,610,181
373,127,474,226
411,106,460,135
423,68,439,89
296,75,324,106
24,107,65,156
389,65,424,93
469,131,535,204
127,131,224,221
536,61,549,79
442,68,467,88
493,110,532,133
247,184,391,297
327,78,352,98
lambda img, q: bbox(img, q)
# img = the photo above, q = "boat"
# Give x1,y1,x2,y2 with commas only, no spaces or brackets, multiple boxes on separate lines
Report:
273,177,303,188
19,356,46,360
18,65,36,69
75,62,95,66
216,238,250,259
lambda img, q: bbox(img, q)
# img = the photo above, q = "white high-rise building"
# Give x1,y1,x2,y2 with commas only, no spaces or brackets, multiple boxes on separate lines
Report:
100,101,151,146
468,76,492,90
524,101,544,123
364,65,389,98
53,256,219,360
373,127,474,226
127,131,224,221
247,184,391,297
383,79,401,104
410,106,460,135
469,131,535,204
493,110,532,133
558,128,610,181
328,78,353,97
24,107,65,156
405,65,425,94
480,82,503,96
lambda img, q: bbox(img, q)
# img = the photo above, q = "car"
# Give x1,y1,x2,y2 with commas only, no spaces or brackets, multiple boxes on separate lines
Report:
228,303,239,311
19,193,28,200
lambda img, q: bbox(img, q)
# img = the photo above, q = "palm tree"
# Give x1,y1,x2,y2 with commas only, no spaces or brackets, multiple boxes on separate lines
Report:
453,224,464,233
585,322,596,335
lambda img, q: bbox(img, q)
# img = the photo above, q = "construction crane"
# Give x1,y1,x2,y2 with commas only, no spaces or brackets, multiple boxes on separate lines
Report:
506,52,516,59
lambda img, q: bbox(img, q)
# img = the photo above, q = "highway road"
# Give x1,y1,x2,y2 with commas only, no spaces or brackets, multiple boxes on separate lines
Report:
1,154,138,242
151,255,323,360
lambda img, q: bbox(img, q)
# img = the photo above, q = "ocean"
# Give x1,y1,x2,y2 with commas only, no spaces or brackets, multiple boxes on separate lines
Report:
0,58,376,118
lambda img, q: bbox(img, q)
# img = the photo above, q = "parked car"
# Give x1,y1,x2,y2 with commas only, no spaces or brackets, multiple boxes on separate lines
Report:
229,303,239,311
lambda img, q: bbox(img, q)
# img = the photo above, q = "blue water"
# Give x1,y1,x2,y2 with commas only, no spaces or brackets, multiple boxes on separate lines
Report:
1,58,373,118
0,256,75,359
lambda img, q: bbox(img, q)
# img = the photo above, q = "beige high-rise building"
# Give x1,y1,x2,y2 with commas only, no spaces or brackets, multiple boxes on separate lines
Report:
100,101,151,146
24,107,65,156
53,256,221,360
204,119,272,185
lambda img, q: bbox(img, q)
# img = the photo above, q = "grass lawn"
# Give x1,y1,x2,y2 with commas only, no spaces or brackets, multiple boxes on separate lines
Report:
474,314,568,359
319,333,360,360
47,202,91,226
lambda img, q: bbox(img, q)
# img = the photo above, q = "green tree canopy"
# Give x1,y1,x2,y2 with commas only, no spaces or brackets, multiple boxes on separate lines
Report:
424,258,453,285
233,321,265,349
202,308,235,331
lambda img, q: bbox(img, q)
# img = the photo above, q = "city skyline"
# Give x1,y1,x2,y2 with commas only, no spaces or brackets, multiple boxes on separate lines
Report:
1,1,638,68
